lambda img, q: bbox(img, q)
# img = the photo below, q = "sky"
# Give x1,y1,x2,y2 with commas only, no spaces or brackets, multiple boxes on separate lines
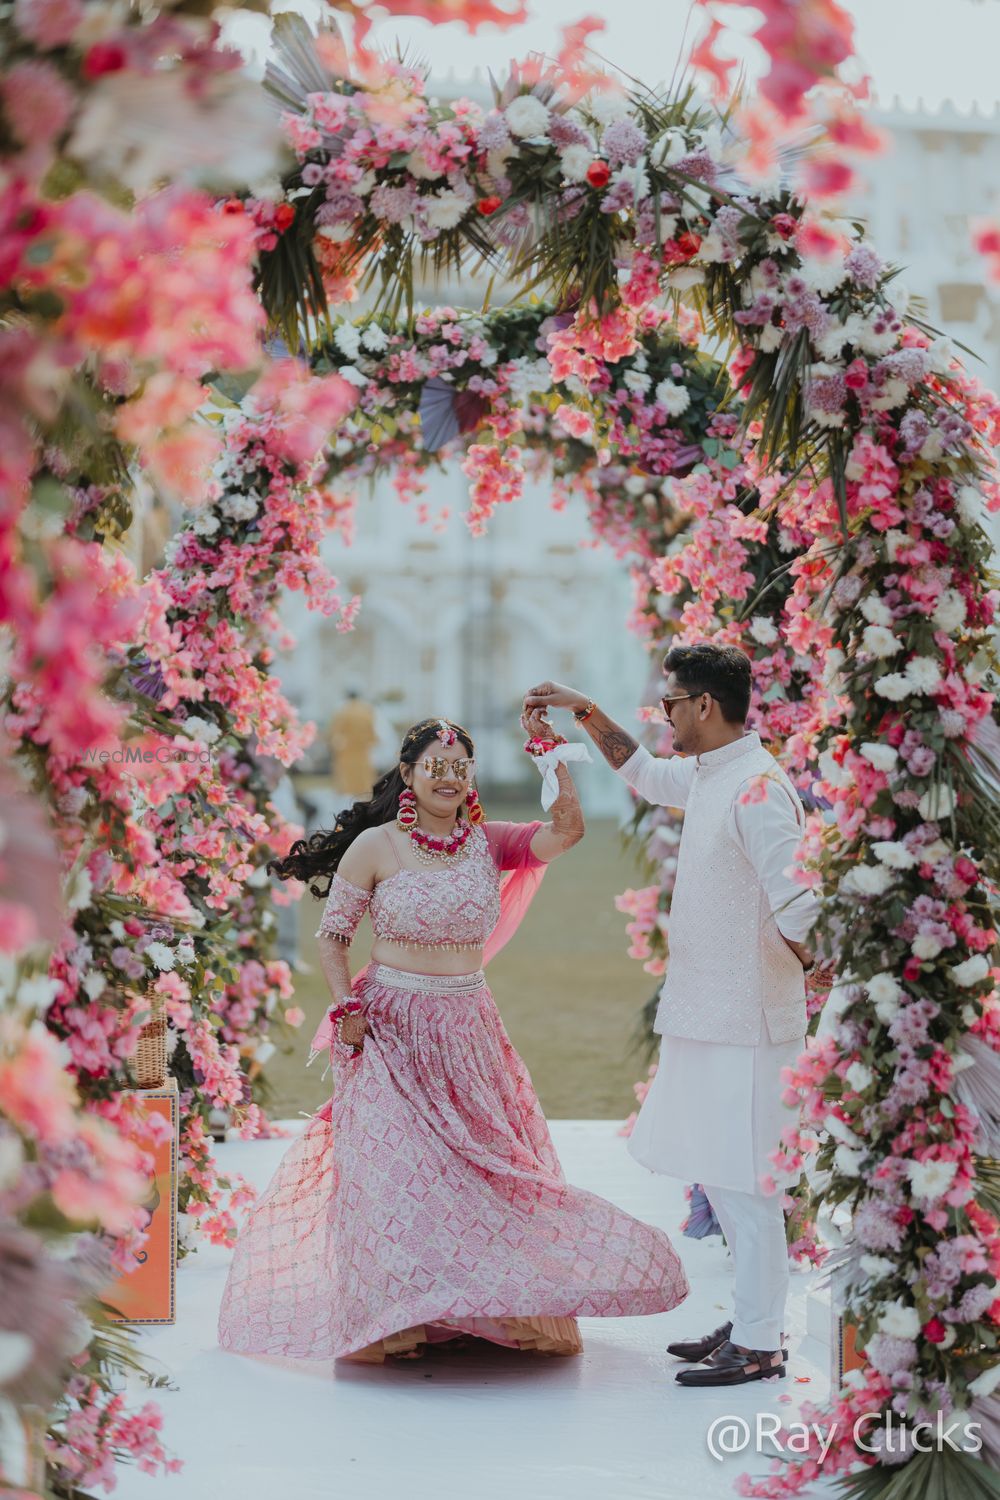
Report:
230,0,1000,114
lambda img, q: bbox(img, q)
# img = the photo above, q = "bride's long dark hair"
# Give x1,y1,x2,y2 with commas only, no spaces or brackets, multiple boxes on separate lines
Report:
268,717,476,899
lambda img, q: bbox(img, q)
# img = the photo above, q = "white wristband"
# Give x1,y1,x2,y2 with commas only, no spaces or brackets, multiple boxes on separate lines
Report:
530,740,593,811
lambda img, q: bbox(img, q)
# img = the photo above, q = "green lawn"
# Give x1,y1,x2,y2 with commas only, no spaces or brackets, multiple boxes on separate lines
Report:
260,806,660,1120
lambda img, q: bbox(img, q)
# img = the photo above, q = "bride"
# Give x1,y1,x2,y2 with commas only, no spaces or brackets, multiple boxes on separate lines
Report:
218,713,689,1363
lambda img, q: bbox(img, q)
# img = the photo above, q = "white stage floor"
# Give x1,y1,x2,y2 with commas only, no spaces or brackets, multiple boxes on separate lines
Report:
115,1121,837,1500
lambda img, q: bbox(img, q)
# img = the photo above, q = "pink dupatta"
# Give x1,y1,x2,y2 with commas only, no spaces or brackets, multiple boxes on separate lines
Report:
308,820,548,1059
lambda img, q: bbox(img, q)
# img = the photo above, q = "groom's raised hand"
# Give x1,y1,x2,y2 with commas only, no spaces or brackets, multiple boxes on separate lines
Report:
523,681,590,715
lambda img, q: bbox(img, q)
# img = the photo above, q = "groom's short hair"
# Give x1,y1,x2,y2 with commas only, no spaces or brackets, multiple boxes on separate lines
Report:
662,643,752,725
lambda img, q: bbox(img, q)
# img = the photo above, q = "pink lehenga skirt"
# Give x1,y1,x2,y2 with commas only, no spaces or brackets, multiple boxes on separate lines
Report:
217,964,690,1363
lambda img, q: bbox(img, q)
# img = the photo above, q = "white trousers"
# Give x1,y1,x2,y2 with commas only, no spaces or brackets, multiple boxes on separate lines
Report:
701,1181,788,1351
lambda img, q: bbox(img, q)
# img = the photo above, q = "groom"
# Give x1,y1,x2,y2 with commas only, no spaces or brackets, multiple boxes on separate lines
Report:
525,643,831,1387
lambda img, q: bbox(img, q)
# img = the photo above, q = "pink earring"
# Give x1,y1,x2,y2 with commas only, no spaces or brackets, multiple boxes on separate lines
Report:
396,787,418,830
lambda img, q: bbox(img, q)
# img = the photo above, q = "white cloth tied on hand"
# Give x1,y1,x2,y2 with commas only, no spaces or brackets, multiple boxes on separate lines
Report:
530,740,592,811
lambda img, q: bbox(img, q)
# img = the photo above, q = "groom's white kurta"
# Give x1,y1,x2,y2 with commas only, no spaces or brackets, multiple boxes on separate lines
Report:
617,732,818,1195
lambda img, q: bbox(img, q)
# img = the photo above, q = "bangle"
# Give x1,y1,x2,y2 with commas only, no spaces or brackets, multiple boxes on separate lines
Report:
573,699,596,724
328,998,363,1041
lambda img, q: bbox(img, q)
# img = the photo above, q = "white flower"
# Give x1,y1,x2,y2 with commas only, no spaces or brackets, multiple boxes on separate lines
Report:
918,783,955,821
859,742,898,772
697,231,727,264
220,492,258,522
589,90,630,125
912,933,943,960
845,1060,874,1093
867,973,901,1021
254,1039,276,1067
874,672,911,702
16,974,60,1013
835,1144,863,1176
824,1110,860,1145
145,941,176,972
655,379,691,416
818,748,852,788
956,485,985,526
862,625,900,658
905,656,942,694
759,323,785,353
66,866,93,912
181,715,220,745
650,129,687,167
816,312,867,360
192,510,220,537
906,1158,957,1202
799,255,847,297
667,266,705,290
109,919,126,941
951,954,990,988
856,322,899,357
349,169,376,197
867,377,909,413
873,840,916,870
927,335,956,374
877,1299,921,1340
559,143,594,182
883,529,907,562
333,322,362,361
968,1363,1000,1399
405,149,441,180
623,369,652,395
424,191,471,230
337,365,369,388
360,324,388,353
82,969,106,1001
748,616,779,646
931,588,966,634
842,863,894,897
504,94,551,138
860,594,893,628
860,1254,896,1281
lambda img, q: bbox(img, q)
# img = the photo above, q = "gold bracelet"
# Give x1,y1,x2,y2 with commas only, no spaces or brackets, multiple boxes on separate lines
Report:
573,699,597,723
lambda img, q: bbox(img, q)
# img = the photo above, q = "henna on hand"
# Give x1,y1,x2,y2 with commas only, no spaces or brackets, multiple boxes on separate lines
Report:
548,763,586,848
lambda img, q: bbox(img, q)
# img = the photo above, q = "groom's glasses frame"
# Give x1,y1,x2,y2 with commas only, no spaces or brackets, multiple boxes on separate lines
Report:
660,691,710,720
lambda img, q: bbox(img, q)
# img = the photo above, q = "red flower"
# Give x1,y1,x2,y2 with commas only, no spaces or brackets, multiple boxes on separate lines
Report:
273,203,295,233
677,231,702,259
903,958,923,983
585,161,611,189
221,199,245,216
477,195,502,216
82,42,128,79
844,358,869,391
922,1318,947,1344
771,213,799,240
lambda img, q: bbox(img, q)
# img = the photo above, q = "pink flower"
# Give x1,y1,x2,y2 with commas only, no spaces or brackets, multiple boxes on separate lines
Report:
1,60,76,147
284,1006,305,1028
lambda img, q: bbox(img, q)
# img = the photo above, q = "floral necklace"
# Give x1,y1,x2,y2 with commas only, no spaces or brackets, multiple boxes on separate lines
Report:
396,788,473,865
408,819,473,865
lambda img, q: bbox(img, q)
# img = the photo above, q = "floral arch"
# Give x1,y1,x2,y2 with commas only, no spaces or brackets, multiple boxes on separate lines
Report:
2,6,1000,1498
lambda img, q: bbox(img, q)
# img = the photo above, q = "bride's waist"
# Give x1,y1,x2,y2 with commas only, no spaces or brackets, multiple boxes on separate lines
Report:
365,962,487,994
370,934,486,971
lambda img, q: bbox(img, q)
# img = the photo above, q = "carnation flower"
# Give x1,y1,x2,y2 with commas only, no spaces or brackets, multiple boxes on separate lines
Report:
862,625,900,658
875,672,911,702
845,1060,873,1093
334,323,362,361
835,1143,863,1175
842,864,894,897
918,784,955,820
906,1158,958,1201
859,742,898,772
559,144,594,182
860,594,893,627
860,1254,896,1280
866,972,901,1013
931,588,967,633
654,379,691,415
873,841,916,869
905,656,942,694
878,1299,921,1340
601,117,648,166
951,954,990,987
424,191,471,230
504,94,551,138
145,942,177,972
748,616,779,646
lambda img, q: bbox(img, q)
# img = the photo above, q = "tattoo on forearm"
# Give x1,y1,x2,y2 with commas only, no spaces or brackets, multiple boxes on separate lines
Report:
590,720,639,770
550,769,585,847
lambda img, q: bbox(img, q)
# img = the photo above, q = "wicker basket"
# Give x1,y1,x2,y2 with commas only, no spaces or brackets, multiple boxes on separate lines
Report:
133,985,168,1089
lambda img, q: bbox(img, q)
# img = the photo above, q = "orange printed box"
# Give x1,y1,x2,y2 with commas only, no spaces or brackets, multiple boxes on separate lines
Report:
835,1310,866,1383
105,1077,178,1325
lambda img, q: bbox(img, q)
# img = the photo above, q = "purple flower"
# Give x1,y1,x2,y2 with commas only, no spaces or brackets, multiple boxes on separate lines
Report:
845,244,884,288
854,1196,906,1252
899,409,930,455
600,178,639,214
880,348,930,385
478,111,511,151
601,118,648,166
866,1333,918,1373
369,182,420,224
549,116,592,149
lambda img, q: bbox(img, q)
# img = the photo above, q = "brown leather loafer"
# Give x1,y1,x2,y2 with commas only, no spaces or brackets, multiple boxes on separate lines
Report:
666,1319,733,1362
675,1339,786,1386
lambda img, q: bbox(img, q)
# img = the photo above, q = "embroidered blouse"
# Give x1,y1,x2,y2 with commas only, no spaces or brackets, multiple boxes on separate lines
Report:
314,820,544,951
